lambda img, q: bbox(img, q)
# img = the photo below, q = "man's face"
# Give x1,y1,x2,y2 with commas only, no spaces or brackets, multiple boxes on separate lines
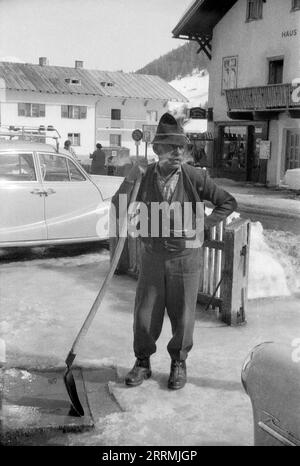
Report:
157,144,186,168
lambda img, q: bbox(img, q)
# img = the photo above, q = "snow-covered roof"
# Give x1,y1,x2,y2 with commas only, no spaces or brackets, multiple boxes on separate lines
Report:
0,62,188,102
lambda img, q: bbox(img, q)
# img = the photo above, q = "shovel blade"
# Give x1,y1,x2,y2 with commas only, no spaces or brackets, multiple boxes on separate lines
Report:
64,368,85,417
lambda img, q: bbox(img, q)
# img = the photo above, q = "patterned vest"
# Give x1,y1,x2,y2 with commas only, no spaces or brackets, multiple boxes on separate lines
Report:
135,164,204,250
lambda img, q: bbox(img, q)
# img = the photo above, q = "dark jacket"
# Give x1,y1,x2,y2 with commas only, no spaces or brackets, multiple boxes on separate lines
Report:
111,162,237,230
90,149,106,174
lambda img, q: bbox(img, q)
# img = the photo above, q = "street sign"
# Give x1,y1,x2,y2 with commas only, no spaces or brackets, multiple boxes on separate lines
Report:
142,124,157,143
132,129,143,142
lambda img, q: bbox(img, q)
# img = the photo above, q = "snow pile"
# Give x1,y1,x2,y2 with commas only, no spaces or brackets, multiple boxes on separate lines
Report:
248,223,290,299
284,168,300,190
264,229,300,293
4,368,33,382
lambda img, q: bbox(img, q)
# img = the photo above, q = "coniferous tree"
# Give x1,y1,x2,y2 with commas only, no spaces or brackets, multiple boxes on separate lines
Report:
135,42,209,81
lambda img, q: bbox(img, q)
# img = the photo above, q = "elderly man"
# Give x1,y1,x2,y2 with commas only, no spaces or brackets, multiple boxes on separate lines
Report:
111,113,237,390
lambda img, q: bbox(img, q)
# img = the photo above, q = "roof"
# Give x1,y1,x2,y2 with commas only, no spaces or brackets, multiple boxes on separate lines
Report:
0,140,58,152
0,62,188,102
172,0,238,38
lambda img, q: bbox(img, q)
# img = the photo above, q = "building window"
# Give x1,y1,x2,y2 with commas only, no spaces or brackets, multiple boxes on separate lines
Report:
246,0,263,21
65,78,81,85
222,56,238,94
18,103,45,117
292,0,300,11
286,130,300,170
268,58,284,85
109,134,121,146
146,110,158,123
111,109,121,120
67,133,81,146
61,105,87,119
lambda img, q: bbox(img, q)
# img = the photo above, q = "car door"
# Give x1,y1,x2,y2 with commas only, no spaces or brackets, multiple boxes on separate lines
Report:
0,151,47,244
38,152,109,241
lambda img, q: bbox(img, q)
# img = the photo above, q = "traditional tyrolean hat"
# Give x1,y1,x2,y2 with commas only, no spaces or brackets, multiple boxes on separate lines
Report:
152,113,189,147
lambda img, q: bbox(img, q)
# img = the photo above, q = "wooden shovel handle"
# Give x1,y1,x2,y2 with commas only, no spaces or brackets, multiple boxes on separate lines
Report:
70,175,142,355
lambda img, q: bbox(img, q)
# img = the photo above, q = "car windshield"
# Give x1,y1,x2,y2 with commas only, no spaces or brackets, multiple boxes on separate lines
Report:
0,152,36,181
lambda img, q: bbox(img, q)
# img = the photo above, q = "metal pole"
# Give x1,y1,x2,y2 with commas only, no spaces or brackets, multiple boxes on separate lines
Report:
145,141,148,160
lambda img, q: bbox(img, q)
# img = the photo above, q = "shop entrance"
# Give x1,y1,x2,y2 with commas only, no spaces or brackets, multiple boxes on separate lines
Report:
215,122,268,183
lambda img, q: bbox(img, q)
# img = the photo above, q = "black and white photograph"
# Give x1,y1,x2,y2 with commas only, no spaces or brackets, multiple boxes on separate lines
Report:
0,0,300,451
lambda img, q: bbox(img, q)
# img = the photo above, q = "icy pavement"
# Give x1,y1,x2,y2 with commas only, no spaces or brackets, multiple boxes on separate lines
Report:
0,222,299,445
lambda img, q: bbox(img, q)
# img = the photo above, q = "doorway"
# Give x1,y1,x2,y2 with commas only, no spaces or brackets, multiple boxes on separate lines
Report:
216,122,268,183
285,129,300,170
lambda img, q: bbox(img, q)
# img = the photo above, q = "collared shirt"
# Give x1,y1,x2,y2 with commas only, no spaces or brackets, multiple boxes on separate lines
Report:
154,162,181,202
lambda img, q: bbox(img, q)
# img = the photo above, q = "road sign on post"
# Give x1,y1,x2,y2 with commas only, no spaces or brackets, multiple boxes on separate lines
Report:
142,124,157,160
132,129,143,142
135,140,140,156
142,124,157,143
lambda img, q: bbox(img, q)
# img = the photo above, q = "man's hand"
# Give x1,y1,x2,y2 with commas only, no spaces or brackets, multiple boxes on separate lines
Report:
125,162,146,183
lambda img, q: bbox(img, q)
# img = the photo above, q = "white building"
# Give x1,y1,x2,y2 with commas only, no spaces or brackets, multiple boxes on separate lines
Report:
173,0,300,186
0,58,187,162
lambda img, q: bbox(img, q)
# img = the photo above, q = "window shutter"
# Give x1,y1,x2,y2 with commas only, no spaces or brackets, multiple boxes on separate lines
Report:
39,104,46,117
80,106,87,119
18,103,25,116
61,105,68,118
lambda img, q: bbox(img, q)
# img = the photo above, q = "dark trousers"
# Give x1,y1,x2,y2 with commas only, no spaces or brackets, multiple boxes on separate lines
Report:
133,242,202,361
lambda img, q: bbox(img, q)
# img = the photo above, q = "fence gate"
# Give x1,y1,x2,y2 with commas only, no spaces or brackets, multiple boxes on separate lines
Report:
198,218,251,326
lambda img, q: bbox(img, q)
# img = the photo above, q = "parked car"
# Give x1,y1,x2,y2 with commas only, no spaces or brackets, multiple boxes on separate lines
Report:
0,140,124,248
241,341,300,446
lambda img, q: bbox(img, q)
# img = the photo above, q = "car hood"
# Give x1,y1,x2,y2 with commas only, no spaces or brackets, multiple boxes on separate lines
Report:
90,174,124,200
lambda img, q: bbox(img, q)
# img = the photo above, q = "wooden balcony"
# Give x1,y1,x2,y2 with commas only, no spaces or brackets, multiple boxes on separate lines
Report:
225,84,300,118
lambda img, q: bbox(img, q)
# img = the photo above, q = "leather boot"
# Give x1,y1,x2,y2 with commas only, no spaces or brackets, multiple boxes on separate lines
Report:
168,360,187,390
125,357,151,387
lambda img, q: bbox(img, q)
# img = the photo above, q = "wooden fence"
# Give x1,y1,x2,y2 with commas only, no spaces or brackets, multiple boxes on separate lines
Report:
112,218,251,326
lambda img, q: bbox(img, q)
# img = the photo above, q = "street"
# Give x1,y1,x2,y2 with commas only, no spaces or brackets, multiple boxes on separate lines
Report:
239,209,300,234
1,210,299,445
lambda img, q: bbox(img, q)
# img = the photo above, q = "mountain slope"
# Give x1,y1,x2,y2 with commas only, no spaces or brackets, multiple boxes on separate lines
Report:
136,41,209,82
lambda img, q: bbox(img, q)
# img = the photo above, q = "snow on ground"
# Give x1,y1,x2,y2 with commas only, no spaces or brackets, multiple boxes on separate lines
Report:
67,377,250,446
1,250,109,269
1,221,299,445
0,221,297,370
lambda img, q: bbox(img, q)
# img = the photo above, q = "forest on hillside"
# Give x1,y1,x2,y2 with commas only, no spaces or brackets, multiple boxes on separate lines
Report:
136,41,209,81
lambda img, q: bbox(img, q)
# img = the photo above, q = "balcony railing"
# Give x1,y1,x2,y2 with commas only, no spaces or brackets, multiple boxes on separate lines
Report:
225,83,299,112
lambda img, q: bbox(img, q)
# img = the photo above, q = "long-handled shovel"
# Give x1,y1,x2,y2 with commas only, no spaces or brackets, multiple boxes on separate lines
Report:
64,175,142,416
